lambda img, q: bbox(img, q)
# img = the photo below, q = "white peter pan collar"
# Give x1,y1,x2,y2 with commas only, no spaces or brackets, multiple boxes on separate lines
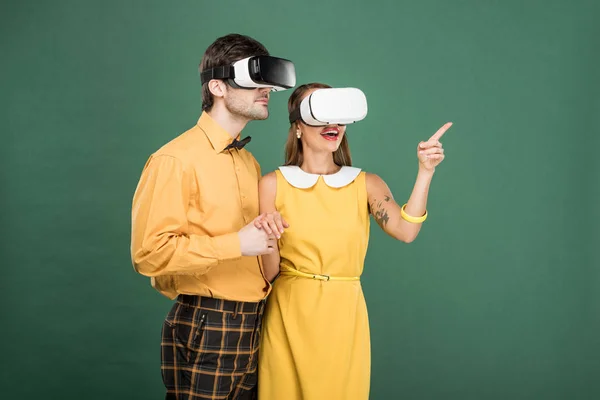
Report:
278,165,362,189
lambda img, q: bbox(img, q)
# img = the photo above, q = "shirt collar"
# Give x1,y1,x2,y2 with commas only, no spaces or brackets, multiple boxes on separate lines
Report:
278,166,362,189
196,111,240,153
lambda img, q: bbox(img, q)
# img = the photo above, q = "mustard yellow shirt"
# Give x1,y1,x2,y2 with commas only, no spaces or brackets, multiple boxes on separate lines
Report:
130,112,271,301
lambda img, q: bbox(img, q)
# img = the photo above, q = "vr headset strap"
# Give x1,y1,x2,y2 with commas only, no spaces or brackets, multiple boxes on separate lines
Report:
289,108,301,124
200,65,235,85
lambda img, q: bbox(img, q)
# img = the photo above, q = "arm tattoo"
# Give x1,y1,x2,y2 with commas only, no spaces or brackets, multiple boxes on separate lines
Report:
370,195,391,228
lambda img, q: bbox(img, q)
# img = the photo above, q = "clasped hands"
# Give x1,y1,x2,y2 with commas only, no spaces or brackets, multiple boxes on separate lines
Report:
238,211,289,256
253,211,288,239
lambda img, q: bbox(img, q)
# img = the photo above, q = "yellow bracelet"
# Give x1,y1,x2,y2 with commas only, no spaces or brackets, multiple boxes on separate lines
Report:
400,204,428,223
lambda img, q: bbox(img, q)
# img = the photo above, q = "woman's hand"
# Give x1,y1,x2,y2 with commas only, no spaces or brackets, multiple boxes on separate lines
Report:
253,211,289,239
417,122,452,172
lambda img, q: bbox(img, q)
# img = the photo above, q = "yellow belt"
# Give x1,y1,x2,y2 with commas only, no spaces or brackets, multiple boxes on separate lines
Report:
279,265,360,282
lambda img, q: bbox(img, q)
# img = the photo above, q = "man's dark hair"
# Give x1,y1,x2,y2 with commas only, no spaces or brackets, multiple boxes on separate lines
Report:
199,33,269,111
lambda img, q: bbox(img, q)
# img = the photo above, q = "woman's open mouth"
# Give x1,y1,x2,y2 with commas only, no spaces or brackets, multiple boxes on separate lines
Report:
320,127,340,141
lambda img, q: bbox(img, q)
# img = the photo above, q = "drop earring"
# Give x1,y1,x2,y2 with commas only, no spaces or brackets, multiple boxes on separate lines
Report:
296,130,302,139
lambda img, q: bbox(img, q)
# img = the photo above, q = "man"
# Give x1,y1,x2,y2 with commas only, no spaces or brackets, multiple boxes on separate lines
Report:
130,33,295,399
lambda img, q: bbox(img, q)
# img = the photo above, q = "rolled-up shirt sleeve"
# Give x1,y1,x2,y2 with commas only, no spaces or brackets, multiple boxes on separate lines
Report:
130,154,241,277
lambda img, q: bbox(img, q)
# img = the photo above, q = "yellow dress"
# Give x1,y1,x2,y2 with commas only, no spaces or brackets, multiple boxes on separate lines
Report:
258,165,371,400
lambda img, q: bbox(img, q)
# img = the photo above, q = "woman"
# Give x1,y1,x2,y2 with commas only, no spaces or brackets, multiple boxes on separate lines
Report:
255,83,451,399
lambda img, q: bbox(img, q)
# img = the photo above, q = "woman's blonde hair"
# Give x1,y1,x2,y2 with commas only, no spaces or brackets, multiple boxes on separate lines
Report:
284,83,352,166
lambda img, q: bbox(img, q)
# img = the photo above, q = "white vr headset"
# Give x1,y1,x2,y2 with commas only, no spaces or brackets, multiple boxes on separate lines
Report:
200,55,296,92
289,87,368,126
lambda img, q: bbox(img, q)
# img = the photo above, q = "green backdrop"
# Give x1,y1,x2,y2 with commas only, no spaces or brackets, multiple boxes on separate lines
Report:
2,0,598,399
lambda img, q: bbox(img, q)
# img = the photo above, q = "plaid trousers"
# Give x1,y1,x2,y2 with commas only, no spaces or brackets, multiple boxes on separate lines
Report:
161,295,265,400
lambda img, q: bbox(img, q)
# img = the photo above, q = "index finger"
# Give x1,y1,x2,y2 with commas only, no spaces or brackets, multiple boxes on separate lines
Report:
429,122,453,141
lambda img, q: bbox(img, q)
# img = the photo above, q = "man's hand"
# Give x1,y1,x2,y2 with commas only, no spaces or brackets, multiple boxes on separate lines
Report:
238,218,278,256
253,211,289,239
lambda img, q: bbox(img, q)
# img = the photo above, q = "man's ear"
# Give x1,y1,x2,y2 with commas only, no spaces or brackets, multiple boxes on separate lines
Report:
208,80,227,99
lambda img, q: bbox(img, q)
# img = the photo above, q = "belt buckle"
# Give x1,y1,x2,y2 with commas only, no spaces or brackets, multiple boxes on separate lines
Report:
312,274,330,281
